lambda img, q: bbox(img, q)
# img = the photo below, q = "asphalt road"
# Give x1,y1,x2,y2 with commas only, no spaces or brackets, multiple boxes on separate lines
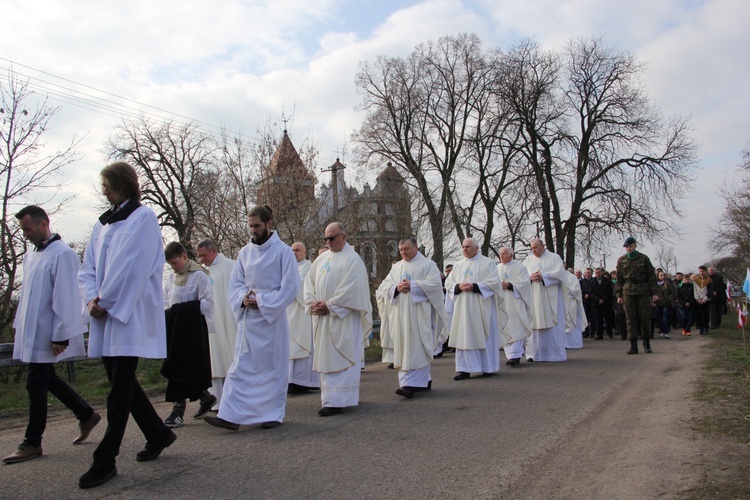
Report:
0,335,706,499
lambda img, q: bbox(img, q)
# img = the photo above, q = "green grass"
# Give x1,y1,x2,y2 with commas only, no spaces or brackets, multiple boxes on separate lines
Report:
0,359,167,414
688,323,750,498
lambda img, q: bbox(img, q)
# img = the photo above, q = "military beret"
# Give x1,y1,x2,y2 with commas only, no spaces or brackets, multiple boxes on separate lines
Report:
623,236,637,247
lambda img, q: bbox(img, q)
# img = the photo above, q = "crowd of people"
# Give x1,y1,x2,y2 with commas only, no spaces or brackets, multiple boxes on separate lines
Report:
2,161,731,490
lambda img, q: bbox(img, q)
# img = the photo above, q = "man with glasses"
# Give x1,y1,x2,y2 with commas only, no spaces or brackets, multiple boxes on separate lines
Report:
304,222,372,416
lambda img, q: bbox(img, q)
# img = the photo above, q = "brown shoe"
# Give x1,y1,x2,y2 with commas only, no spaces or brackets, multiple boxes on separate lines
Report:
73,412,101,445
2,443,43,464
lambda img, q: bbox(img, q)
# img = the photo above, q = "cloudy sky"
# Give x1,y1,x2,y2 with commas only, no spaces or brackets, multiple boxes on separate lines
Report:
2,0,748,272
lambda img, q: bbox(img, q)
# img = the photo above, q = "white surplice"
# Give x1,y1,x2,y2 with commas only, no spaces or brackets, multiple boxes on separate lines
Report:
445,253,503,374
287,259,319,388
13,240,87,363
522,249,568,362
377,252,449,388
218,231,299,425
305,243,372,408
79,205,166,359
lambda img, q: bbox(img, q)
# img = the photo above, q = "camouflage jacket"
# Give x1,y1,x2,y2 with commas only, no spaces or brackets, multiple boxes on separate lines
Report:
615,251,658,297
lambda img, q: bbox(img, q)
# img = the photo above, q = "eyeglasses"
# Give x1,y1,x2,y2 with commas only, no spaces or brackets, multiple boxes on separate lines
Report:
324,233,342,242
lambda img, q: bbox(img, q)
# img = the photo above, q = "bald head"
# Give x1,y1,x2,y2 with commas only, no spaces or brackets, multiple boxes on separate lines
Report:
324,222,347,252
291,241,307,262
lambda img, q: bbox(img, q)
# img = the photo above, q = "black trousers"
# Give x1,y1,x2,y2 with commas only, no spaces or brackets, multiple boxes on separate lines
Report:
93,357,169,466
694,303,710,331
25,363,94,448
594,304,614,337
709,300,723,328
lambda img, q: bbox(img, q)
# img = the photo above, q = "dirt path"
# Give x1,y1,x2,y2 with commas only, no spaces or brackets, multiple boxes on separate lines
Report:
507,336,746,499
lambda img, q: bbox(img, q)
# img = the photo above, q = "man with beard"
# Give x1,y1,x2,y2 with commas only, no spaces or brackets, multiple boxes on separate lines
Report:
204,206,299,430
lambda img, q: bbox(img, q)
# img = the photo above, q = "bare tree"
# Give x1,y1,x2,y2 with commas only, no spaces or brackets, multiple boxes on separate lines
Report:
557,37,698,267
0,69,81,341
711,145,750,269
655,246,676,273
107,116,217,257
353,33,491,268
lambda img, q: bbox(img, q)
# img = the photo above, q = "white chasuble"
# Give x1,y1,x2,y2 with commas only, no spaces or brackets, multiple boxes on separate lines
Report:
378,252,449,371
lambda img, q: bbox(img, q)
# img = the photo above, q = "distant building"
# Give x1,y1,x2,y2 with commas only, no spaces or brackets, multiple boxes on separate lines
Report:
256,132,412,290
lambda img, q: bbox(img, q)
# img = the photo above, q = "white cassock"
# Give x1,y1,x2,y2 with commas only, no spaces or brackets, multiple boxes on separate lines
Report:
79,205,166,359
206,253,238,406
13,239,87,363
377,253,449,388
287,259,320,388
496,260,533,361
522,249,569,362
563,273,586,349
445,254,503,374
305,243,372,409
218,231,299,425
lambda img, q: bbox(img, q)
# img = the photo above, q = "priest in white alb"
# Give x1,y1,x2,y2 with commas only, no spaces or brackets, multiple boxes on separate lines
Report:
522,238,569,362
204,206,299,431
286,242,320,393
305,222,372,417
377,238,449,398
563,270,586,349
197,239,238,410
496,247,533,366
445,238,503,380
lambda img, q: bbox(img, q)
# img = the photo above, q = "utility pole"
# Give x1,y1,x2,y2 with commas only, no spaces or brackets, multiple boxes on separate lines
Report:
321,158,346,218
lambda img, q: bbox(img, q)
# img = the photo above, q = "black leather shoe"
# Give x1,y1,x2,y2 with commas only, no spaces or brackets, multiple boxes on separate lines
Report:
527,358,534,362
396,387,415,398
387,363,395,369
193,395,217,419
261,421,281,429
136,430,177,462
453,371,470,381
318,407,343,417
288,383,311,395
204,416,240,431
482,372,496,377
506,358,520,366
79,462,117,489
644,342,653,353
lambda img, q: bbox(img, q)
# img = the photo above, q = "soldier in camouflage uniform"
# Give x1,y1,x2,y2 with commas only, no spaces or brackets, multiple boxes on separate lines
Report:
615,237,659,354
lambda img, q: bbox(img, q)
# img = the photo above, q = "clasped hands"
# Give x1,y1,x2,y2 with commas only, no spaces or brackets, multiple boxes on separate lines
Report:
243,290,259,309
310,300,329,316
88,297,107,319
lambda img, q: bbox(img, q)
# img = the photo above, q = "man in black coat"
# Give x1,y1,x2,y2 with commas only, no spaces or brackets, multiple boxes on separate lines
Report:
589,267,615,339
707,267,726,328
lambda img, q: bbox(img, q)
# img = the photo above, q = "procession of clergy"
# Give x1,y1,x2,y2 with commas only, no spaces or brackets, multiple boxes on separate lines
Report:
208,229,588,418
3,161,604,491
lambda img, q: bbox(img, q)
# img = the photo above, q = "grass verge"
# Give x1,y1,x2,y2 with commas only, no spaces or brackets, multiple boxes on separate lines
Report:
688,323,750,498
0,359,167,415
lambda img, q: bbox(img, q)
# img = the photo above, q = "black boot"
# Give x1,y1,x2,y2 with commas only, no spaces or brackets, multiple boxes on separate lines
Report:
627,340,638,355
643,339,652,353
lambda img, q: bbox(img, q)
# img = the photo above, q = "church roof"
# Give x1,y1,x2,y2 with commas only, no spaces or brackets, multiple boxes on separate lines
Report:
265,130,314,180
377,162,404,181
